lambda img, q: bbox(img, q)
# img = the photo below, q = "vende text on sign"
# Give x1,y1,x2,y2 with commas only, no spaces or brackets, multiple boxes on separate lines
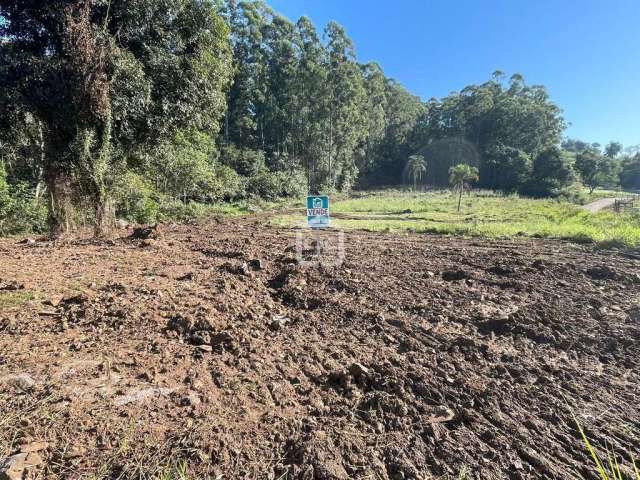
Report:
306,196,330,228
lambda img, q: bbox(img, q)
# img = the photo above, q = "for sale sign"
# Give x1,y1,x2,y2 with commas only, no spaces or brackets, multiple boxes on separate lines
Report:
307,195,330,228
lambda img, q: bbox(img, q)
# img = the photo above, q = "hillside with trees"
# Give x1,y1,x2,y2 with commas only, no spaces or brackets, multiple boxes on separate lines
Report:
1,0,639,237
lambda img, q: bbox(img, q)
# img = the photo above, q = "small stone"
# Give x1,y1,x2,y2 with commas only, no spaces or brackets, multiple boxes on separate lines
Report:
18,442,48,454
269,315,290,331
0,452,42,480
182,392,201,407
348,362,369,378
115,219,129,229
4,374,36,392
197,345,213,353
248,259,263,270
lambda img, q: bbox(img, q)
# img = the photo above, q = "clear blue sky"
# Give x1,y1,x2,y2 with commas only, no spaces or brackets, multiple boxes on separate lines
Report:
268,0,640,148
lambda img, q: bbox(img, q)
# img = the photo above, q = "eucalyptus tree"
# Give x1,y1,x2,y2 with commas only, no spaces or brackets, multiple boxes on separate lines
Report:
412,73,565,191
294,16,329,190
323,21,367,190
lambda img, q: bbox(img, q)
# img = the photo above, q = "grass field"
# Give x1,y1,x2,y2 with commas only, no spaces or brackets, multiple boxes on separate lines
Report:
274,190,640,248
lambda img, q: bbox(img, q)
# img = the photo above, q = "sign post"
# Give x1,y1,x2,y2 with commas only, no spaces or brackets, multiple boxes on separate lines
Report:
306,195,330,228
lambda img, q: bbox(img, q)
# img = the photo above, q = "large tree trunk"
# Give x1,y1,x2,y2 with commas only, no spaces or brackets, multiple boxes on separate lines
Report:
88,105,113,238
44,168,75,238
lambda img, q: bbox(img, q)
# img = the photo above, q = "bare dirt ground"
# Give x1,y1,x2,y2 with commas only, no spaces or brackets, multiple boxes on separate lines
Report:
1,216,639,479
581,198,617,213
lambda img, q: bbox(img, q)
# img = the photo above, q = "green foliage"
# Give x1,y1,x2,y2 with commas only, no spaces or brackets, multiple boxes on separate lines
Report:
212,164,246,201
620,154,640,191
449,164,479,189
0,0,631,237
449,164,479,211
574,417,640,480
521,146,575,197
0,0,233,234
113,172,160,224
151,131,218,202
575,149,619,193
246,168,306,201
220,145,266,177
413,73,566,190
484,144,531,193
0,161,47,235
406,155,427,191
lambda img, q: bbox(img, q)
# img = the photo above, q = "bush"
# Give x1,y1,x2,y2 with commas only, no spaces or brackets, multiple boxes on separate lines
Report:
157,198,210,223
113,171,160,224
246,169,307,201
220,145,266,177
0,164,47,235
247,170,281,201
211,165,246,201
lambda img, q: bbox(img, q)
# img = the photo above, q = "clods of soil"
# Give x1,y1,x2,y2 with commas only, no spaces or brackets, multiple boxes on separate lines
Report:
0,217,639,479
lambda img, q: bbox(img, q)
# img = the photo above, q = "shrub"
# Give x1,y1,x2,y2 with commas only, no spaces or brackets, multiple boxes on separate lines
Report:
211,165,246,201
0,163,47,235
220,145,266,177
246,169,307,201
113,171,160,224
247,170,281,201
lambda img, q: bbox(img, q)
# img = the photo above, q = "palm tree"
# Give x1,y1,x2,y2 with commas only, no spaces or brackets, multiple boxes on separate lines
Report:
407,155,427,191
449,164,479,212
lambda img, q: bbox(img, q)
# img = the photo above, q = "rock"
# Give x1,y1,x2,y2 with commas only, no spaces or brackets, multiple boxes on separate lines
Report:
18,441,48,454
17,238,35,245
115,219,129,229
0,281,24,292
423,405,455,423
131,224,161,240
0,452,43,480
191,331,211,346
532,259,545,271
140,239,156,248
182,391,201,407
211,331,236,352
441,270,471,282
248,259,263,270
270,315,290,331
196,344,213,353
348,362,369,379
1,374,36,392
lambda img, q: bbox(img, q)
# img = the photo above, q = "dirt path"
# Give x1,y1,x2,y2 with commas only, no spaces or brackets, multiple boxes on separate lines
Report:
1,217,639,479
582,197,617,212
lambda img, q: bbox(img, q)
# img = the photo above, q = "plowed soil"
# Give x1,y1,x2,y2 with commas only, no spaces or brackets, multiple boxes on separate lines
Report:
1,216,639,479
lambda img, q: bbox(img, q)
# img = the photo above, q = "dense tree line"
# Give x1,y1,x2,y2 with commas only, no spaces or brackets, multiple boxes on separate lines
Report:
1,0,639,236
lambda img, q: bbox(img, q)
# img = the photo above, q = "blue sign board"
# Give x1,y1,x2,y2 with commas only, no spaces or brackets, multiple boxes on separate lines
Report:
307,195,330,228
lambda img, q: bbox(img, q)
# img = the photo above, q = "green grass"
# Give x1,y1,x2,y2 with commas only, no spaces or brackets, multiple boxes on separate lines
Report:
575,417,640,480
0,291,35,310
273,190,640,248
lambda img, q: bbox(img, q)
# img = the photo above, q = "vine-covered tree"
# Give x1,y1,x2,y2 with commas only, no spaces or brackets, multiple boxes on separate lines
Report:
0,0,232,235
